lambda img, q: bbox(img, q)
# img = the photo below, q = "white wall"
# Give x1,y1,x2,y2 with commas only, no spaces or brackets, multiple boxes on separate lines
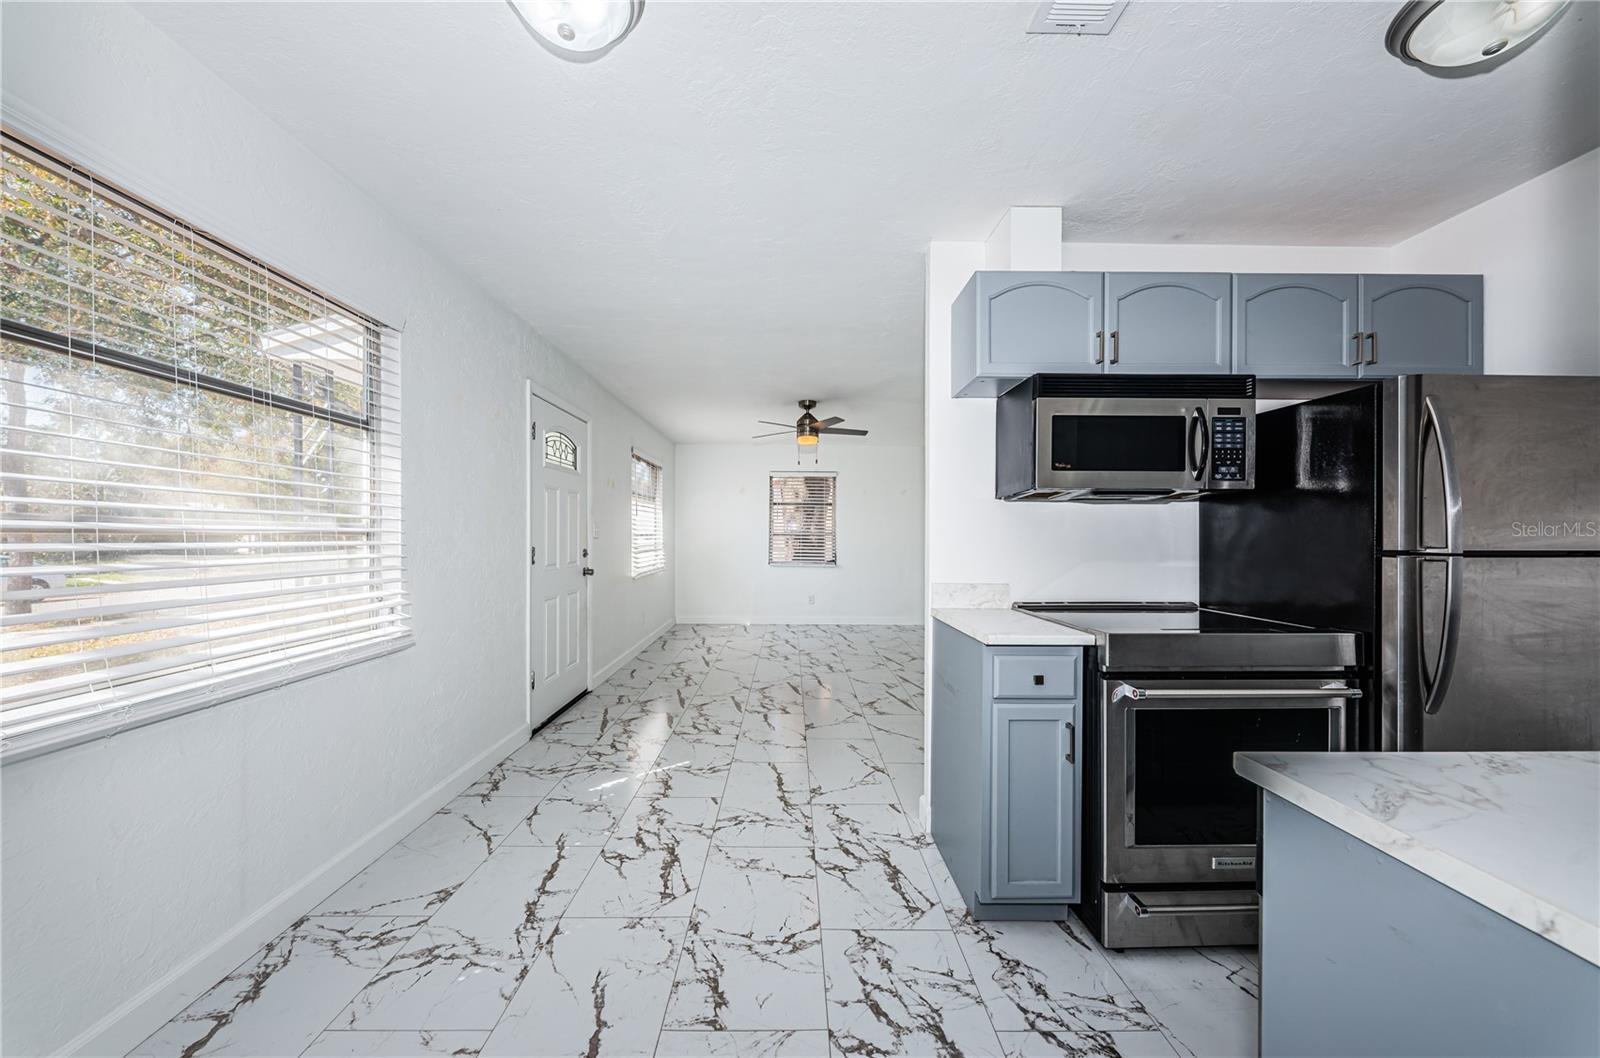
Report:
0,5,674,1055
676,443,923,624
1392,148,1600,376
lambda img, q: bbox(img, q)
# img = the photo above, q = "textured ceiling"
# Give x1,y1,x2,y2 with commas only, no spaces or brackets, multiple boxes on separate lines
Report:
134,1,1599,444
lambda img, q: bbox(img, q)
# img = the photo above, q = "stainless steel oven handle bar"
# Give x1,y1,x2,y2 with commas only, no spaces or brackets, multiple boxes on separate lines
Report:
1127,894,1259,917
1112,684,1362,702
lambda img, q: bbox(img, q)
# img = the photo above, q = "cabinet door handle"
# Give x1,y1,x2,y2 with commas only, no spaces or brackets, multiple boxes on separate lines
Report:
1110,330,1120,364
1094,330,1105,365
1351,332,1363,368
1032,673,1045,686
1064,722,1075,764
1366,331,1378,364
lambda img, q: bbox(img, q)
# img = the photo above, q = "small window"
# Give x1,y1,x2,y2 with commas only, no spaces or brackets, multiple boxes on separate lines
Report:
543,430,577,471
769,474,836,566
630,453,665,578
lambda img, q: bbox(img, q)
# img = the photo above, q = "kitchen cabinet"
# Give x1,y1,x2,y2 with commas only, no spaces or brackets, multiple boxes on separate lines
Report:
1104,272,1232,374
930,619,1082,919
1233,274,1362,377
990,699,1078,900
950,271,1104,397
950,270,1484,393
1358,274,1483,377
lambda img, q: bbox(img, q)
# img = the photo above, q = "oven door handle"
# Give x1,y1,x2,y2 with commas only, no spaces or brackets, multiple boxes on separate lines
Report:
1112,684,1362,702
1128,894,1259,917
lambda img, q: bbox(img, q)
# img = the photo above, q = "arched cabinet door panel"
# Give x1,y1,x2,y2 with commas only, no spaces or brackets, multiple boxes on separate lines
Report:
952,271,1104,396
1233,274,1361,377
1104,272,1231,374
1359,275,1484,377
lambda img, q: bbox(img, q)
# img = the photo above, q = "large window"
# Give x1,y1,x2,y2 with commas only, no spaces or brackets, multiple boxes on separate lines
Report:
0,134,410,760
630,452,664,577
769,473,836,566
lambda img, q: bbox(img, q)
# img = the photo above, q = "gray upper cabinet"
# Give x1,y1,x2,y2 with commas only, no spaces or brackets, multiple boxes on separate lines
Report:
1358,274,1483,377
951,271,1104,397
1233,274,1361,378
990,699,1078,901
1104,272,1232,374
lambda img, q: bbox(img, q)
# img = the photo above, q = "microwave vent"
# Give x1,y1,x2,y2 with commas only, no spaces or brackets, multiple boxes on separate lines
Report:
1027,1,1128,35
1017,374,1257,399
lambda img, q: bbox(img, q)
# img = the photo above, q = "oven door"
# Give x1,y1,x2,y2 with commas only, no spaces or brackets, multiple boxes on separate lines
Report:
1035,397,1218,494
1100,678,1355,887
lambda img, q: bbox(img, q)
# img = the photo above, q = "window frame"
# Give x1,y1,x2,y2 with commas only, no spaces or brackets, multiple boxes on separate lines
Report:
629,450,666,579
0,132,410,763
768,472,838,567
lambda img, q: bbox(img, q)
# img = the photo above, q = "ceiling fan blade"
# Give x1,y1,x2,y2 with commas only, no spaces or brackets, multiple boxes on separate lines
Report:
752,430,794,438
757,420,796,428
816,416,844,428
819,427,869,436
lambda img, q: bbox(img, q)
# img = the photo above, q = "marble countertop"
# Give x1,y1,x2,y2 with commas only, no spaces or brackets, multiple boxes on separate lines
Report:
1237,750,1600,966
930,608,1097,646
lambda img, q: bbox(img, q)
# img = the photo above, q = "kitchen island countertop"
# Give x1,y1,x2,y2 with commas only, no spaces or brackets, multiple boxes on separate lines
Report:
1236,750,1600,965
931,607,1097,646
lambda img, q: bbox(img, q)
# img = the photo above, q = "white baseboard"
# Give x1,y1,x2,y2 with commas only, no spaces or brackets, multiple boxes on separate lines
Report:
62,727,528,1058
674,614,922,627
591,617,676,687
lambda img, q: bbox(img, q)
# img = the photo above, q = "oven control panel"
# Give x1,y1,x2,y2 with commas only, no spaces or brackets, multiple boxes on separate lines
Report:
1210,415,1248,482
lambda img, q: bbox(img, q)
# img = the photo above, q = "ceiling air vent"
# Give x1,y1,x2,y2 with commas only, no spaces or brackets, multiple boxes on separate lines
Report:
1028,0,1127,35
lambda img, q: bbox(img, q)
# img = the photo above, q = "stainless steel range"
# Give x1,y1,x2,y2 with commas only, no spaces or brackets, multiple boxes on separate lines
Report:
1013,602,1361,949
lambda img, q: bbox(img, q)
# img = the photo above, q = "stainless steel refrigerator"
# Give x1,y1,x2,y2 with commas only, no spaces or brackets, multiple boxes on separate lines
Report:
1380,375,1598,751
1201,374,1599,753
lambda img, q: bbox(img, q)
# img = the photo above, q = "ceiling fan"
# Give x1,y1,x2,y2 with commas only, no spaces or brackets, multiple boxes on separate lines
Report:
753,399,870,446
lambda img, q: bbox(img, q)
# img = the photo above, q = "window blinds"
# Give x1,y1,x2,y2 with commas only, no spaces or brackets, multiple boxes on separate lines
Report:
0,133,410,760
630,453,664,577
769,473,836,565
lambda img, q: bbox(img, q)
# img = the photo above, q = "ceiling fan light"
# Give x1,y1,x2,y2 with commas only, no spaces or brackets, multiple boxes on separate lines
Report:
1386,0,1572,76
796,433,820,447
507,0,643,62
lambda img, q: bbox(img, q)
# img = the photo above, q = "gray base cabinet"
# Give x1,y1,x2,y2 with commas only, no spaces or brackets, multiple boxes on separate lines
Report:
1260,793,1598,1057
952,269,1484,393
931,620,1082,920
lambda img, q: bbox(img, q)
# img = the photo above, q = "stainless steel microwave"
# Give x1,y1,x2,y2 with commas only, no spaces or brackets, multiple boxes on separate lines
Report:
996,375,1256,502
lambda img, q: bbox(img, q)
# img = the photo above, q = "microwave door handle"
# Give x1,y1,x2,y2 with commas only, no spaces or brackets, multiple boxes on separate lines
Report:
1188,407,1209,482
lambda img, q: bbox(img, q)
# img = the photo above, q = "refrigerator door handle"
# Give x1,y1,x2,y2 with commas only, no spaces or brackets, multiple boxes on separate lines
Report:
1419,555,1464,716
1420,394,1463,554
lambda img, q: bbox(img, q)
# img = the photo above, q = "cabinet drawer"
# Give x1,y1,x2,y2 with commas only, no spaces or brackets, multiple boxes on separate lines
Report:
992,654,1078,699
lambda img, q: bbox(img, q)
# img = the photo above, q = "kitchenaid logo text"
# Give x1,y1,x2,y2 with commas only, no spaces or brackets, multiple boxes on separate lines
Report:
1510,520,1600,538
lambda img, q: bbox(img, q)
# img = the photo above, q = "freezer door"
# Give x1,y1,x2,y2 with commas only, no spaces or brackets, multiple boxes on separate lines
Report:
1382,376,1600,553
1384,555,1600,751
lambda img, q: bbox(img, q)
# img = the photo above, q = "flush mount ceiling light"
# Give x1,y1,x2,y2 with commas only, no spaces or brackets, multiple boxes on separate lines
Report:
1386,0,1572,76
507,0,643,62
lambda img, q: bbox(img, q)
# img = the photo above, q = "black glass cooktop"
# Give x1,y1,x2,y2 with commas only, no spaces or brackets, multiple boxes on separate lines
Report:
1015,602,1319,636
1013,602,1359,672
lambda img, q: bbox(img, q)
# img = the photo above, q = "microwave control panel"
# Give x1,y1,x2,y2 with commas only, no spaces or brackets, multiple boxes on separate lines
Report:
1210,415,1248,482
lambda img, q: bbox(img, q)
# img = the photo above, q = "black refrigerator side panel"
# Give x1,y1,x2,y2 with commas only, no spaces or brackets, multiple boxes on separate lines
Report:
1199,386,1381,747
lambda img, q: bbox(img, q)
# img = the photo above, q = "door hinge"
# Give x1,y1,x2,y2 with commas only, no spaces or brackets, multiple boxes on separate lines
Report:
531,421,538,440
529,674,536,690
530,545,537,564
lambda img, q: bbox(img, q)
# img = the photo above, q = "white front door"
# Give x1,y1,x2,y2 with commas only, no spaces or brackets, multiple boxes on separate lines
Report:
529,389,589,726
